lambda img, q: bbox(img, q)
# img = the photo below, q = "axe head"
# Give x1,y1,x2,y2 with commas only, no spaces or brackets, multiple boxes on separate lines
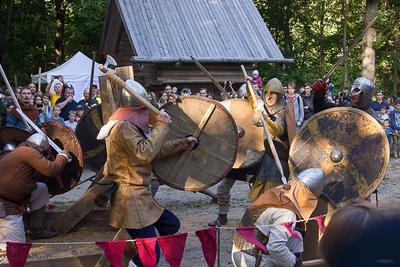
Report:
104,55,117,69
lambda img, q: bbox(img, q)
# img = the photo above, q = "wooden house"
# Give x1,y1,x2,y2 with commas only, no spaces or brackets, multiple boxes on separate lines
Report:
100,0,293,96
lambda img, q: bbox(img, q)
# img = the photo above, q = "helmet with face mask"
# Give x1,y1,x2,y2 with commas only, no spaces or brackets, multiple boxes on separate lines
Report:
263,78,284,100
297,168,325,196
120,80,148,107
350,77,375,110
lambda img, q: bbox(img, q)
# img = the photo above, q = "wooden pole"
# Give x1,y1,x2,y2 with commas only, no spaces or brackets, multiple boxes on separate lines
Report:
88,51,96,106
98,64,160,114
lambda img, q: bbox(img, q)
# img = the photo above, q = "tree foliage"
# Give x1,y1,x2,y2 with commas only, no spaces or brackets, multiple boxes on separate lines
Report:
0,0,106,86
0,0,399,96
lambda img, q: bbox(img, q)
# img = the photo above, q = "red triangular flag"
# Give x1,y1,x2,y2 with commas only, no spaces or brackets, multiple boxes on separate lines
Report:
195,228,217,267
135,237,157,267
236,226,268,254
314,215,327,234
158,233,188,267
6,241,32,267
281,222,301,240
95,240,126,267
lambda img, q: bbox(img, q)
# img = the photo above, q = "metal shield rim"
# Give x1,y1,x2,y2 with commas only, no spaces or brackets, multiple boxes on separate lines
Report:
154,95,239,191
289,107,390,202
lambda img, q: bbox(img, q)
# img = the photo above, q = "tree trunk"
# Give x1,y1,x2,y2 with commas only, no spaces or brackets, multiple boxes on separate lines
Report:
362,0,378,81
54,0,67,66
342,0,349,86
0,0,14,62
319,0,326,76
394,38,399,97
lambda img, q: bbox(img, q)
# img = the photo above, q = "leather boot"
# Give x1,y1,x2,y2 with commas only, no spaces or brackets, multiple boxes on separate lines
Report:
208,214,228,226
29,207,57,240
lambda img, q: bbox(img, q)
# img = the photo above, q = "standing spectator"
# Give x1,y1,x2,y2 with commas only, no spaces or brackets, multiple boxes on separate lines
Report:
92,85,102,104
301,83,315,121
168,94,177,104
0,92,7,127
284,82,304,131
386,96,395,112
158,92,168,107
15,86,22,100
45,77,64,106
78,88,98,111
33,95,47,123
75,105,85,121
42,94,53,121
28,83,42,96
198,88,208,98
383,119,393,155
164,84,173,97
55,87,78,120
389,100,400,157
378,107,390,125
6,88,40,129
172,86,179,96
371,91,390,111
64,111,77,131
247,69,263,96
147,92,158,107
47,105,64,123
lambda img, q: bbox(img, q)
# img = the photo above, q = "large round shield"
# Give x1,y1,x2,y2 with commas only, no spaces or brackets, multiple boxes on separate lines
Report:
289,107,389,204
303,194,336,261
152,96,238,191
220,99,264,168
0,126,31,151
75,105,106,172
39,122,84,195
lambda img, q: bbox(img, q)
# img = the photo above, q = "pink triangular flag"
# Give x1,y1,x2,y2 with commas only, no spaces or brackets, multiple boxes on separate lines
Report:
6,241,32,267
236,226,268,254
95,240,126,267
158,233,188,267
314,215,327,234
195,228,217,267
135,237,157,267
281,222,301,240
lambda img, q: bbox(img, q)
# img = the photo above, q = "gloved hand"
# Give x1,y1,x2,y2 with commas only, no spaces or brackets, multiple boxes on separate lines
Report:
311,80,328,97
58,150,72,162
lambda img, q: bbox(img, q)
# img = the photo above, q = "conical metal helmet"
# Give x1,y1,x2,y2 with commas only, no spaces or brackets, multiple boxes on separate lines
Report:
26,133,50,152
263,78,284,96
350,76,375,110
120,80,148,107
297,168,325,196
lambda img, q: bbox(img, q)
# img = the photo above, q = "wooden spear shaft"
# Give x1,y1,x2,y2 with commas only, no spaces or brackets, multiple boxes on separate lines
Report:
241,65,287,184
190,56,229,99
98,64,160,114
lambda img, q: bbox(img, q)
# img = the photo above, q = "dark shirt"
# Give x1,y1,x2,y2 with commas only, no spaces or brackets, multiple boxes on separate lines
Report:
77,98,98,112
371,100,390,112
55,97,78,120
301,93,315,120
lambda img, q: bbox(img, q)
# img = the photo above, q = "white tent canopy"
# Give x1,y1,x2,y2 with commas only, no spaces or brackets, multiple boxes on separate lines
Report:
31,51,104,100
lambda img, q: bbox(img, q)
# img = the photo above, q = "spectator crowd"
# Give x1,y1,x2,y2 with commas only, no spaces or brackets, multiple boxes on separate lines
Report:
0,76,101,132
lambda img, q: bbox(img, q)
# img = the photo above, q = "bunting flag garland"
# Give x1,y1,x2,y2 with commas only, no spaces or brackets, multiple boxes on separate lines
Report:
6,241,32,267
158,233,188,267
195,228,217,267
281,222,302,240
314,215,327,234
135,237,158,267
95,240,126,267
236,226,269,254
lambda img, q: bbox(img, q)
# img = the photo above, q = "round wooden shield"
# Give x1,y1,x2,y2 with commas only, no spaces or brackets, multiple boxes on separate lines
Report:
39,122,84,195
0,126,31,150
220,99,264,168
289,107,390,205
75,105,106,172
303,194,336,261
152,96,238,191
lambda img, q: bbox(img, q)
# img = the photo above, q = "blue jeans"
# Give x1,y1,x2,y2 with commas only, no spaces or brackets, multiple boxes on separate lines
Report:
126,209,180,267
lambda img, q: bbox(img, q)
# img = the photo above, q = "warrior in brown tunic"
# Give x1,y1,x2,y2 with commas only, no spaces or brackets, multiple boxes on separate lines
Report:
97,80,198,266
0,133,70,246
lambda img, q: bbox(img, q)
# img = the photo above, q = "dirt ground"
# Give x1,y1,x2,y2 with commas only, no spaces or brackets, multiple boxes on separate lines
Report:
1,158,400,266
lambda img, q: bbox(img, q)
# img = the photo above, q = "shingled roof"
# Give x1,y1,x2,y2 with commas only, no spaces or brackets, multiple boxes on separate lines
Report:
114,0,293,64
